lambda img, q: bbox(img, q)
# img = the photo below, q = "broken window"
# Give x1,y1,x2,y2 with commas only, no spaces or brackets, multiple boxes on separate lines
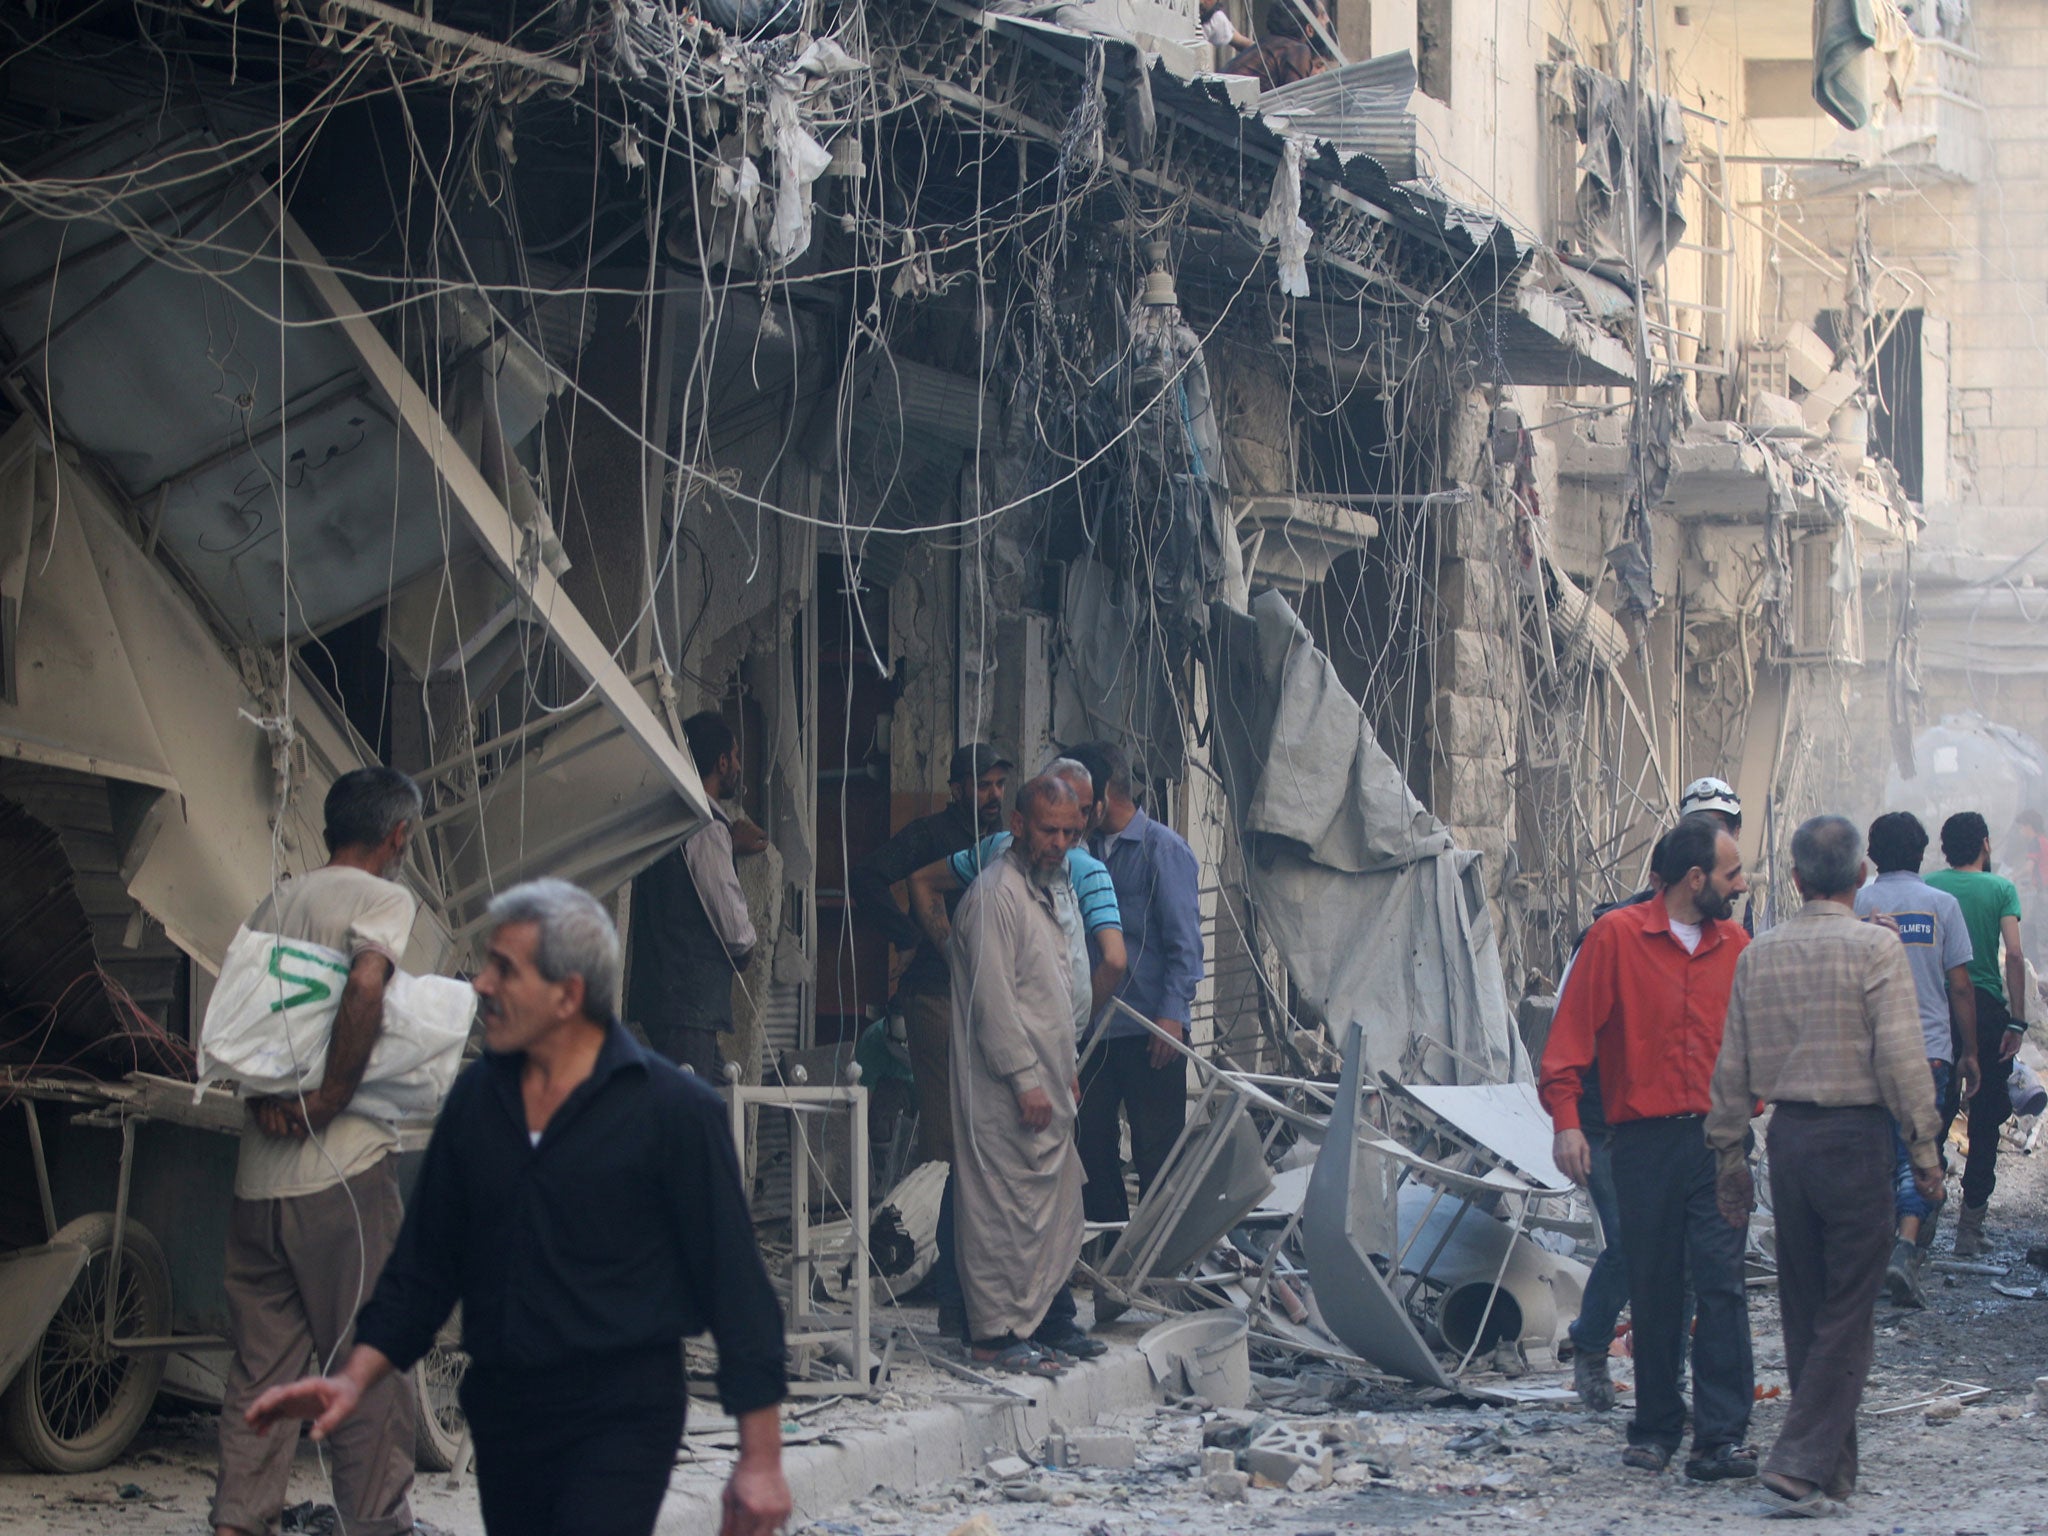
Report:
1817,306,1934,501
1418,0,1454,102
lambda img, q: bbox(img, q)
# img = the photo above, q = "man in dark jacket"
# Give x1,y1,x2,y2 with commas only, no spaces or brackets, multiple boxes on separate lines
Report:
626,712,759,1079
244,880,789,1536
849,743,1010,1163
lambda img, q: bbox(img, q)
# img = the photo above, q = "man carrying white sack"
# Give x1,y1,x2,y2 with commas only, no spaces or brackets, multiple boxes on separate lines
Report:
211,766,423,1536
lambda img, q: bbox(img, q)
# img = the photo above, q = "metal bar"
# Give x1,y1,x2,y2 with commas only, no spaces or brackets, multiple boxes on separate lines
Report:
108,1333,229,1353
1718,154,1863,168
851,1085,870,1389
271,198,711,827
105,1115,135,1343
22,1100,57,1241
321,0,584,85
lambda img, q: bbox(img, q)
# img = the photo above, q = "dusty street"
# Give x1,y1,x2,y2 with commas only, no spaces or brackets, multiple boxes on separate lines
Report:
9,1132,2048,1536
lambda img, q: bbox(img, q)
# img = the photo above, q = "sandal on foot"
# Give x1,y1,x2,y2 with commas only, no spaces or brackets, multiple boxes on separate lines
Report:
971,1340,1063,1378
1764,1491,1843,1519
1621,1443,1673,1472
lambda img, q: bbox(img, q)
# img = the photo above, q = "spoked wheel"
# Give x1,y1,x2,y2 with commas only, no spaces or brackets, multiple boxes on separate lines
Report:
2,1213,171,1472
412,1313,469,1471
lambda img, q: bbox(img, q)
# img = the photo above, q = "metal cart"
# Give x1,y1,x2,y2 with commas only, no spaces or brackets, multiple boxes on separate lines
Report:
0,1071,466,1473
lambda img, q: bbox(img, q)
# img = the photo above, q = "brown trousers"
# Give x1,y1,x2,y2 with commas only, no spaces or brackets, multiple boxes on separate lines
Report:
902,990,955,1163
213,1159,416,1536
1764,1102,1895,1498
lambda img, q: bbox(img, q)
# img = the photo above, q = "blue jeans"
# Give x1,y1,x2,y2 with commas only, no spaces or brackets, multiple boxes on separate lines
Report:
1610,1115,1753,1454
1892,1061,1951,1224
1570,1130,1631,1357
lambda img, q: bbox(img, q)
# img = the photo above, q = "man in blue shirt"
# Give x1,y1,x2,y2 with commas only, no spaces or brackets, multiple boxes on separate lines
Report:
1855,812,1978,1305
1069,741,1204,1239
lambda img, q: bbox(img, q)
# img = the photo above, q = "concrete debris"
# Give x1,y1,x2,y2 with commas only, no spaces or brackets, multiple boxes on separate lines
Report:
1066,1432,1136,1470
944,1517,1003,1536
982,1455,1033,1481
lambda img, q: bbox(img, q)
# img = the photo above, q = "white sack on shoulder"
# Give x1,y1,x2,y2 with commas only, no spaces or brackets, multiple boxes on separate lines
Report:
197,927,474,1123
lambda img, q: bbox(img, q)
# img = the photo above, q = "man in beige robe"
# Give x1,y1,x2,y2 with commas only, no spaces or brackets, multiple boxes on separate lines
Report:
949,774,1089,1366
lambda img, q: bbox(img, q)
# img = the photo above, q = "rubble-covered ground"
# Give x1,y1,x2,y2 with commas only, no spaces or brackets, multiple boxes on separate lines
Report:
7,1143,2048,1536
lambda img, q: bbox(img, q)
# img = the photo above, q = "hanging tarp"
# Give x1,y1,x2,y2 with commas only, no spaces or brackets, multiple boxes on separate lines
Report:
1572,67,1689,276
1208,591,1525,1086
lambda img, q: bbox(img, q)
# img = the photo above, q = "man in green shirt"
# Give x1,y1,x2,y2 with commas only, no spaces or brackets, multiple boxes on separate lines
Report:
1925,811,2030,1256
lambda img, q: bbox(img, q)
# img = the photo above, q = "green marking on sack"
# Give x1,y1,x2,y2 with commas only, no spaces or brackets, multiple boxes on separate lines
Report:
266,943,351,1012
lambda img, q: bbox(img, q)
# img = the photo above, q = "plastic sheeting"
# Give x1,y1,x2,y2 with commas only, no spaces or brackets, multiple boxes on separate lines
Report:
1209,591,1525,1086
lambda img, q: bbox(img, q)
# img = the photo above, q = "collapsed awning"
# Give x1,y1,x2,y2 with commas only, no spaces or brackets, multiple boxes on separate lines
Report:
0,113,710,943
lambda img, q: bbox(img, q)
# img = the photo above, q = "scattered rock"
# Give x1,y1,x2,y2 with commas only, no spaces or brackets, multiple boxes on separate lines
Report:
1923,1396,1964,1422
1204,1470,1250,1502
945,1516,1002,1536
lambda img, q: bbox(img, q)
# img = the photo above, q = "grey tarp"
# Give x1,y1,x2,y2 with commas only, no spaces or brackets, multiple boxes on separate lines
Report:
1209,591,1525,1085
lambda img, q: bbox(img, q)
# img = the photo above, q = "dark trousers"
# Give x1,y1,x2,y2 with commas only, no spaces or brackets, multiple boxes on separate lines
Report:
462,1352,685,1536
1570,1129,1630,1356
653,1022,727,1081
1076,1035,1189,1223
1609,1115,1753,1454
1943,989,2016,1209
1765,1104,1894,1497
934,1167,964,1325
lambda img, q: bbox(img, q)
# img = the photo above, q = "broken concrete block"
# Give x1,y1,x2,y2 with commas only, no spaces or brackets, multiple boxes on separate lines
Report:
984,1454,1033,1479
1200,1448,1237,1475
947,1518,1003,1536
1069,1432,1136,1469
1333,1462,1373,1487
1924,1396,1964,1422
1205,1470,1250,1501
1286,1464,1325,1493
1243,1422,1334,1489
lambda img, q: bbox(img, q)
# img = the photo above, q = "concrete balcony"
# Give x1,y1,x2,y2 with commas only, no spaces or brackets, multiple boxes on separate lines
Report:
1813,38,1986,186
1234,495,1380,593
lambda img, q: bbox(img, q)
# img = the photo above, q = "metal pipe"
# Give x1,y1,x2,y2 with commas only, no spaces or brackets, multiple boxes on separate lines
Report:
104,1115,136,1344
320,0,583,86
22,1100,57,1242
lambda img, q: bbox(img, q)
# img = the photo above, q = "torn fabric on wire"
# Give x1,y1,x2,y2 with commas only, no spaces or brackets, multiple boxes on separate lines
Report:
1260,137,1313,298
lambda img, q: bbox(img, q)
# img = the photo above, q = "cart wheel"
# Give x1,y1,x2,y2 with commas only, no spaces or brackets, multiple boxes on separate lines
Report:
2,1213,171,1473
412,1335,469,1472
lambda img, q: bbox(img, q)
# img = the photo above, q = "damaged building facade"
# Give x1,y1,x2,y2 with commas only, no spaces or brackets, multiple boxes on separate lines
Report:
0,0,2041,1454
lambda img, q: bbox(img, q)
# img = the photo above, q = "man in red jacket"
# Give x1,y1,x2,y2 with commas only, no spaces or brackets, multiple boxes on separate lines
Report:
1541,814,1755,1482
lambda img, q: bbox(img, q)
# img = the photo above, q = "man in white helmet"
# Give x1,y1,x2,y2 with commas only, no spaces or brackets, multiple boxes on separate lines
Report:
1680,777,1744,832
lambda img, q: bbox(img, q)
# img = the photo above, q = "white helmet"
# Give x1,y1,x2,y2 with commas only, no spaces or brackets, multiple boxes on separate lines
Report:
1679,776,1742,820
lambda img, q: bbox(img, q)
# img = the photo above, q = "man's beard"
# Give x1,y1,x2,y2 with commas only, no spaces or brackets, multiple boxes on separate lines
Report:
1697,885,1735,923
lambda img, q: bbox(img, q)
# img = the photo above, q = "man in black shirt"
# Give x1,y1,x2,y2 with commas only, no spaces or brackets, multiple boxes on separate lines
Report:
246,879,789,1536
848,742,1010,1164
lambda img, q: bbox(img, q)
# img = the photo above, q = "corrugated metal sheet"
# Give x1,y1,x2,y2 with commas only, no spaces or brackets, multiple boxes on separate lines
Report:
1255,51,1421,184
